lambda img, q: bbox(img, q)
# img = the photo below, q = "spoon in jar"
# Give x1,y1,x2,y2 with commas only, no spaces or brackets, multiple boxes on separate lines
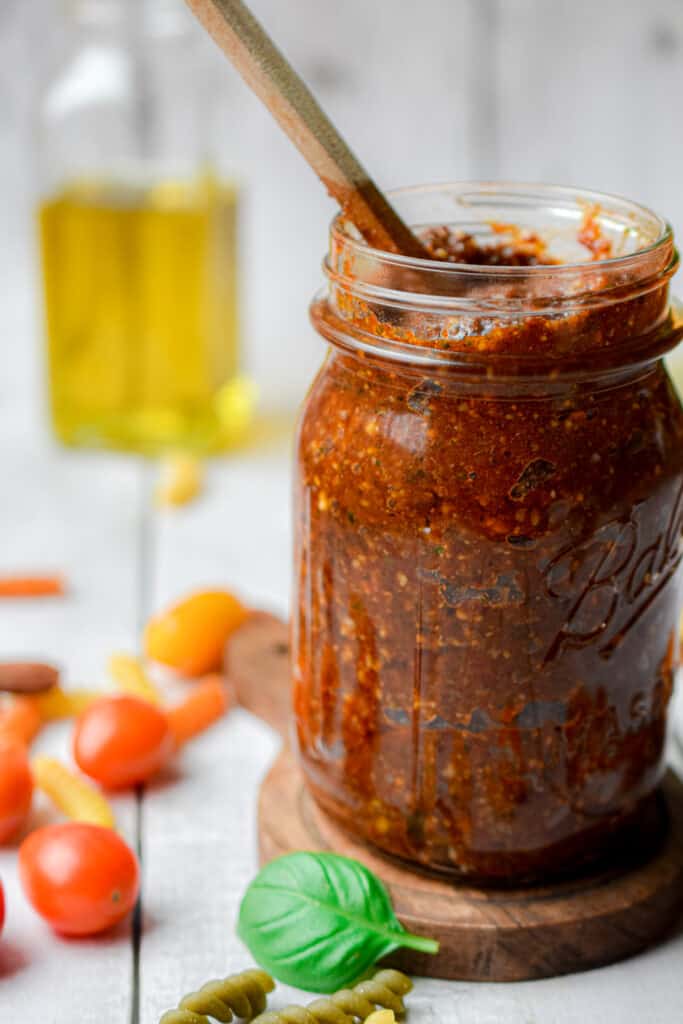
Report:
184,0,429,259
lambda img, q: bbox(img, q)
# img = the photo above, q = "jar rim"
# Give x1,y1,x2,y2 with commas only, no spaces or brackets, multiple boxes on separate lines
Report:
316,182,681,377
329,181,673,279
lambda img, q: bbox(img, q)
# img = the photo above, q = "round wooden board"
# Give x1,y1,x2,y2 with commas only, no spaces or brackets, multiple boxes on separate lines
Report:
226,614,683,983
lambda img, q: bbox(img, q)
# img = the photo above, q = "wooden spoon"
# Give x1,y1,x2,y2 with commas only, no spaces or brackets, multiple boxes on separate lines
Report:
185,0,428,258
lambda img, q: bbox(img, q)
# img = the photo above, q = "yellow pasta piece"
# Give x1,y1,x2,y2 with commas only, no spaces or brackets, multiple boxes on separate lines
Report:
108,653,161,705
366,1012,396,1024
36,686,101,720
155,453,204,508
32,755,116,828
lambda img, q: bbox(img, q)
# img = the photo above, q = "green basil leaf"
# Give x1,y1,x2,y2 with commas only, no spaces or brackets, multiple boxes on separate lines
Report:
237,851,438,993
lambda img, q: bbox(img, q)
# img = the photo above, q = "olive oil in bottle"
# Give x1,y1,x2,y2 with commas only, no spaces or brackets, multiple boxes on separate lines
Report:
39,175,252,452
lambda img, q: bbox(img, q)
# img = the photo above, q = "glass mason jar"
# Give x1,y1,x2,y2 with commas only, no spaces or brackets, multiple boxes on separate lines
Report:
35,0,251,452
293,183,683,884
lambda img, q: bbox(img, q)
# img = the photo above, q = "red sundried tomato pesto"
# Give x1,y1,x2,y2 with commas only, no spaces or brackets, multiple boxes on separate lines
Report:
293,185,683,882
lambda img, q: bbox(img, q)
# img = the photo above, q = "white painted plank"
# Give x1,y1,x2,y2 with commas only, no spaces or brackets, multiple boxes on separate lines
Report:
138,708,280,1024
494,0,683,249
138,449,290,1023
148,447,293,618
0,440,144,1023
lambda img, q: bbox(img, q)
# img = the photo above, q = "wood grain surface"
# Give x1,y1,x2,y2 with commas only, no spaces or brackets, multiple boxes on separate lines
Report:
225,612,291,735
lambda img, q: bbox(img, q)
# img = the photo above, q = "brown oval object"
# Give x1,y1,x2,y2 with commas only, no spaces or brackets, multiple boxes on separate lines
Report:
224,612,290,737
0,663,59,695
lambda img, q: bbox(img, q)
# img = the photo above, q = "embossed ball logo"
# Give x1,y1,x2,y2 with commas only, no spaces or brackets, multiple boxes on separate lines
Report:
543,481,683,662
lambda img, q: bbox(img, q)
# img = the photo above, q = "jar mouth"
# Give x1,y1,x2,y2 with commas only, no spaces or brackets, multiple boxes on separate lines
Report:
317,182,681,376
330,181,673,278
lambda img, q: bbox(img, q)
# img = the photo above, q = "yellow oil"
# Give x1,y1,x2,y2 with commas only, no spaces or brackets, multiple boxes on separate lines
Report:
39,175,253,453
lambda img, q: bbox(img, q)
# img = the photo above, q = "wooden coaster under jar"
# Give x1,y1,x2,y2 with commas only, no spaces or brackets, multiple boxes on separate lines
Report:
226,614,683,983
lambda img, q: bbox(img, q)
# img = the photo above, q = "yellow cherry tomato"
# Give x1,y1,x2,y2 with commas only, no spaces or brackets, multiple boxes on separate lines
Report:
144,590,249,677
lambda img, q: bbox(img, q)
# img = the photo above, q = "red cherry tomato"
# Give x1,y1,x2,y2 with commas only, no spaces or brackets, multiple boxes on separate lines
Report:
0,740,34,843
73,695,173,789
19,823,139,936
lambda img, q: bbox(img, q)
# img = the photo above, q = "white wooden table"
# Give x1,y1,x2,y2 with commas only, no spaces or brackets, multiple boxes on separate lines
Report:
0,419,682,1024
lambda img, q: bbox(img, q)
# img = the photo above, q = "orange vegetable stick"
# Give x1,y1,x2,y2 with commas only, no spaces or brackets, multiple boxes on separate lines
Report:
0,575,64,597
0,697,43,745
167,675,230,747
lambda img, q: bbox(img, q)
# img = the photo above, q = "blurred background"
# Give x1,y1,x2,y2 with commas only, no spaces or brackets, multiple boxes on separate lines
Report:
1,0,683,447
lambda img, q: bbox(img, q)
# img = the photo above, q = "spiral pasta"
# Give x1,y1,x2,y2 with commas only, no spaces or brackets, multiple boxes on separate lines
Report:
250,969,412,1024
160,968,275,1024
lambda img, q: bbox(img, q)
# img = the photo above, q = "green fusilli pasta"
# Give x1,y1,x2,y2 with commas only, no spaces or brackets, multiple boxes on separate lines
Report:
160,968,275,1024
250,969,412,1024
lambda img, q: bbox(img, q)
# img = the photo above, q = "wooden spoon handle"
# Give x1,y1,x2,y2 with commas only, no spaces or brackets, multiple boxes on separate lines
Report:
185,0,427,258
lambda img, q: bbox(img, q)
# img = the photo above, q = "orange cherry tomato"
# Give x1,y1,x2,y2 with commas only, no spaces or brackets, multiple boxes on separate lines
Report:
0,696,43,746
0,740,34,843
144,589,249,677
73,695,173,789
19,823,139,936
